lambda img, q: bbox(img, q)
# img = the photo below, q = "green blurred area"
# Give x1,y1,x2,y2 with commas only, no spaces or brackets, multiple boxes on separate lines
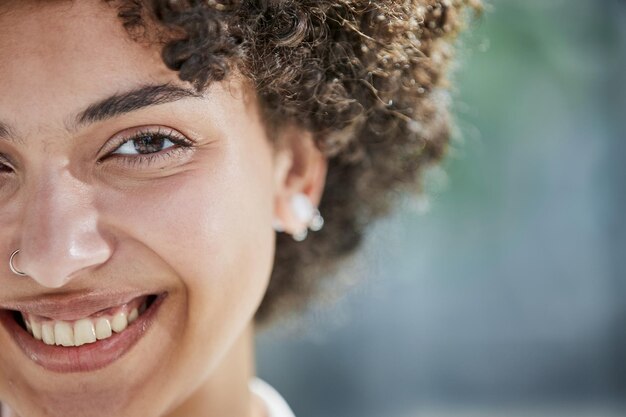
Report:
257,1,626,416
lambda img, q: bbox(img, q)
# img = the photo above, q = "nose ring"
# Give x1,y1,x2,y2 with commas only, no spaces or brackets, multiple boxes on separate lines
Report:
9,249,27,276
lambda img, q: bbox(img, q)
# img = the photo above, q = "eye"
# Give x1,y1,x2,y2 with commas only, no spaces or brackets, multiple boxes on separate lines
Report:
104,127,195,168
111,127,180,155
0,156,14,174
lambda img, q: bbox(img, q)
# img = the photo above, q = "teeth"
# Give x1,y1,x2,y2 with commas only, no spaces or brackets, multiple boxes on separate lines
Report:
54,322,74,347
74,319,97,346
42,323,55,345
128,308,139,324
111,312,128,333
19,296,151,347
95,318,112,340
25,319,32,334
31,321,42,341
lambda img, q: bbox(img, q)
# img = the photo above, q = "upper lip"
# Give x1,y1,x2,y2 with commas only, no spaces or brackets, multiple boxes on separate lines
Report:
0,290,154,321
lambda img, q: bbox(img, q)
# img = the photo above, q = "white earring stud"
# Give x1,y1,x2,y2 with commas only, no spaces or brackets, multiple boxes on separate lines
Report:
272,218,285,232
290,193,315,224
272,193,324,241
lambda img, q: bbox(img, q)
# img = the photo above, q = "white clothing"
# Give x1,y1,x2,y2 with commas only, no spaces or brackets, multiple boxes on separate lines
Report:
249,377,296,417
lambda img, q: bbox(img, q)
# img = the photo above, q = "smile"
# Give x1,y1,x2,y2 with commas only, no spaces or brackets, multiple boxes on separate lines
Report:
19,295,151,346
0,292,166,373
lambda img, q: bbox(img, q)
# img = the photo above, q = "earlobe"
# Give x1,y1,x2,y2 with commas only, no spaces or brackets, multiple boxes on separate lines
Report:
271,126,328,241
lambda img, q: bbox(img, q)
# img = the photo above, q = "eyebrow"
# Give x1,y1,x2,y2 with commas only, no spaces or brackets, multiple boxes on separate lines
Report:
0,83,202,144
0,122,11,140
74,83,203,128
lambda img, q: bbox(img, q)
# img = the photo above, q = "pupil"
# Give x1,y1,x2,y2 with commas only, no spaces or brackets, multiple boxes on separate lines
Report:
134,135,164,154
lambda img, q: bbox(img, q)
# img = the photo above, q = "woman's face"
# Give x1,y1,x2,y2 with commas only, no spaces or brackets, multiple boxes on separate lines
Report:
0,2,322,416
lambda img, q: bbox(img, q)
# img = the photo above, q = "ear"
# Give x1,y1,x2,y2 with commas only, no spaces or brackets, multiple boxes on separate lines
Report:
272,125,328,236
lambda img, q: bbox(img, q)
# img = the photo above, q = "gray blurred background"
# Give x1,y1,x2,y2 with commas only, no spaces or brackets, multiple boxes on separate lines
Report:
256,1,626,416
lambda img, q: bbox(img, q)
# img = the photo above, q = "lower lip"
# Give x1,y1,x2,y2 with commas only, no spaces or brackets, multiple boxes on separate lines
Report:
0,293,166,374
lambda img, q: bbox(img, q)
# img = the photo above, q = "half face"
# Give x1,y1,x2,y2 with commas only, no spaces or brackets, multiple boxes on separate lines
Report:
0,1,299,416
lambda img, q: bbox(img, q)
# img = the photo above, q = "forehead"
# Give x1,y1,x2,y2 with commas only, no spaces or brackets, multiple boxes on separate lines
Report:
0,0,176,135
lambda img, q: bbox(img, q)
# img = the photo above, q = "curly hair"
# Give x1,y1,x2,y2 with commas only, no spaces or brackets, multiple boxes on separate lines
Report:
107,0,480,325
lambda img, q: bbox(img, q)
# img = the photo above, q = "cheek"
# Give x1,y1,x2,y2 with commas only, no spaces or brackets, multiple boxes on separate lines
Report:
97,137,275,339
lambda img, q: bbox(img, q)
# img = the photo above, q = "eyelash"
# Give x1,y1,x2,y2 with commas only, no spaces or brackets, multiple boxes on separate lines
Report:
104,127,194,168
0,127,194,175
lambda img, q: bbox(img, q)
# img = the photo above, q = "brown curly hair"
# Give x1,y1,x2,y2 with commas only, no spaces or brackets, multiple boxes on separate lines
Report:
107,0,480,325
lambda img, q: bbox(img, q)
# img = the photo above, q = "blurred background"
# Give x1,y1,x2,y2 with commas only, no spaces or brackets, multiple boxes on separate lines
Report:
256,1,626,416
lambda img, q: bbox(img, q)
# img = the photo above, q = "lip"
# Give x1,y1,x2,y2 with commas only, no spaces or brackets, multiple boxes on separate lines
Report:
0,290,155,321
0,292,167,373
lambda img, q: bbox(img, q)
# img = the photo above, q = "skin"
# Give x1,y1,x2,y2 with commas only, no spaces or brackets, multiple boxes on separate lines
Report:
0,1,327,417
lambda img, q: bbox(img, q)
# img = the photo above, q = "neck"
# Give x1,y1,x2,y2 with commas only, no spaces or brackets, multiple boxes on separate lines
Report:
1,321,265,417
165,321,265,417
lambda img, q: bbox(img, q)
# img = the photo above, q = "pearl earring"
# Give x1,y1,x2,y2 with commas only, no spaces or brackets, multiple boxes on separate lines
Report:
271,218,285,232
272,193,324,241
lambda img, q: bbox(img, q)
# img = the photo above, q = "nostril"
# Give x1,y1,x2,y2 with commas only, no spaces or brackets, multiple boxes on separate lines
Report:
11,252,108,289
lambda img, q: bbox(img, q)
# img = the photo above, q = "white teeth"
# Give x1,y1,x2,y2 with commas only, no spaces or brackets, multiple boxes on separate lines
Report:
42,323,55,345
111,312,128,333
95,318,112,340
128,308,139,324
74,319,97,346
54,322,74,347
19,296,151,346
25,319,32,334
31,321,42,341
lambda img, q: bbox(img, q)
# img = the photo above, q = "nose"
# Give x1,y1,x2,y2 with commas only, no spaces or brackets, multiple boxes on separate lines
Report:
14,168,112,288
